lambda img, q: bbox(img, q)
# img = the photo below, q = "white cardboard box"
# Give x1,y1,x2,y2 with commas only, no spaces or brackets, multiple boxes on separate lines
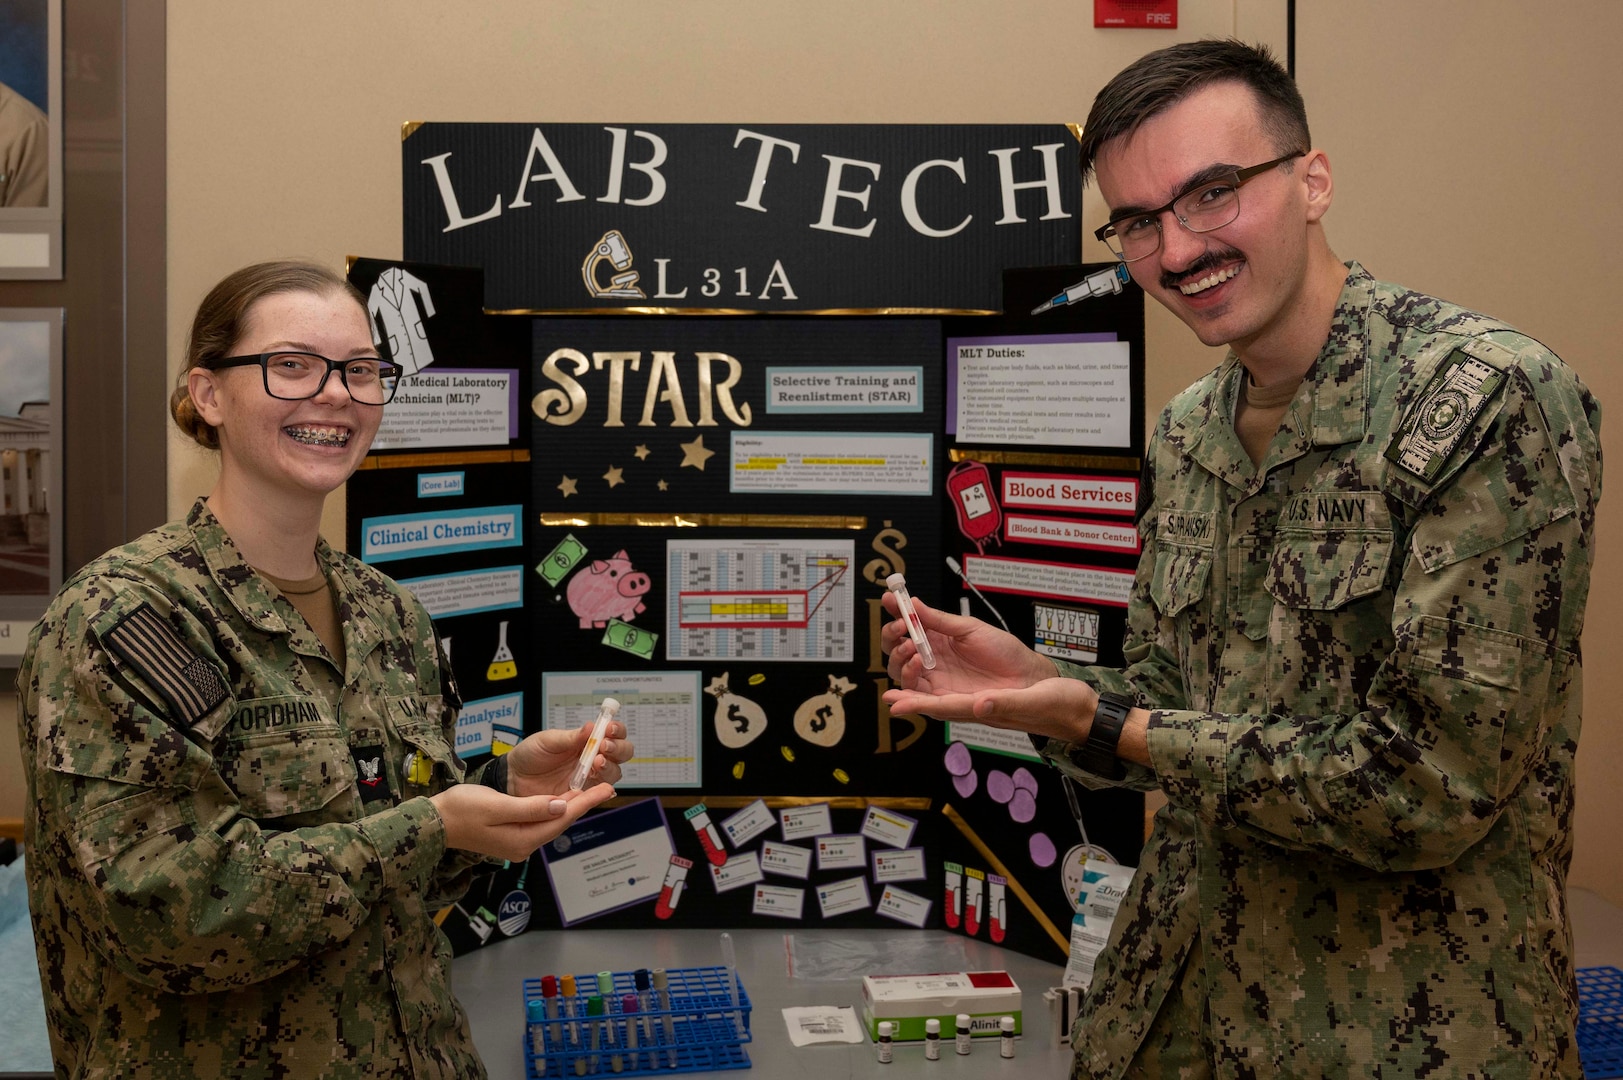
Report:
859,970,1021,1041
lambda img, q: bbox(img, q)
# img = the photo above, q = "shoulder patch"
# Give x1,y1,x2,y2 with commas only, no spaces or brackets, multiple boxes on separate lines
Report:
102,602,229,726
1384,351,1507,482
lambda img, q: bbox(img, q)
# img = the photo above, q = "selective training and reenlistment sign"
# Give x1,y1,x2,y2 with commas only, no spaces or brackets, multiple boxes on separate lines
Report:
403,123,1081,314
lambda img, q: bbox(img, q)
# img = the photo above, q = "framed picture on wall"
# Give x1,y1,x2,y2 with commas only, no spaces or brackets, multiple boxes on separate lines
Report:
0,308,62,663
0,0,62,279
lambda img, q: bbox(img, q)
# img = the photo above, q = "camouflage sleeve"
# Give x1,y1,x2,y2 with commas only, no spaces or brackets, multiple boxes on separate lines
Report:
1146,352,1601,872
410,598,492,904
1039,410,1192,792
26,580,451,995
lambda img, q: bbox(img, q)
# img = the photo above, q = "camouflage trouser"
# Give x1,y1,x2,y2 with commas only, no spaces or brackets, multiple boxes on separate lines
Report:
1124,935,1213,1079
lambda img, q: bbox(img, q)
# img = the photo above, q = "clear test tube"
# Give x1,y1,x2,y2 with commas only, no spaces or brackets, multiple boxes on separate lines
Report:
886,573,937,669
568,697,621,791
596,972,622,1073
652,967,678,1067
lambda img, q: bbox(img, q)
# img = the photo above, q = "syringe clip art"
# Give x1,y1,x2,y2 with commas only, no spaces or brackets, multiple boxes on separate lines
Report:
1031,263,1131,314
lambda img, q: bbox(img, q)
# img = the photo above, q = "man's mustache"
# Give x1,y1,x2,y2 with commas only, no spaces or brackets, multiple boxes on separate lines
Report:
1161,249,1244,291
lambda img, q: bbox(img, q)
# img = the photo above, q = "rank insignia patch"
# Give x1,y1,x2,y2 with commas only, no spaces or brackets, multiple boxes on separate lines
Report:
103,603,229,726
1385,353,1506,482
353,745,392,804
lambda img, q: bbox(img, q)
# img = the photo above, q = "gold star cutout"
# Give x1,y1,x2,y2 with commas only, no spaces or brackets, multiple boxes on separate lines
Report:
557,475,578,497
634,444,651,460
657,479,669,491
679,434,715,470
603,465,625,488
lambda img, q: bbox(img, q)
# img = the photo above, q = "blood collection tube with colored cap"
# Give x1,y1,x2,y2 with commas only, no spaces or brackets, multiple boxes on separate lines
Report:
568,697,621,791
886,573,937,669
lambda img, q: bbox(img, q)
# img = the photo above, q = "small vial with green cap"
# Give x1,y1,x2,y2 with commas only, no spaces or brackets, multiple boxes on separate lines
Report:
586,995,606,1073
596,972,622,1072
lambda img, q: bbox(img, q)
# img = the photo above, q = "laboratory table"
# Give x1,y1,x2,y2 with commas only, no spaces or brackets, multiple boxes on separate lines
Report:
452,926,1073,1079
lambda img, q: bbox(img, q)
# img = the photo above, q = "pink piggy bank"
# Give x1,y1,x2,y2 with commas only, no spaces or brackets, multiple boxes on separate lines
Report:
567,550,652,628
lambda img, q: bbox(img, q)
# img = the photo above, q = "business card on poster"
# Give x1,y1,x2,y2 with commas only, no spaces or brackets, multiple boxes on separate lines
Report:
875,885,933,928
760,841,813,879
541,797,672,926
710,851,765,894
721,798,776,848
816,876,872,919
872,847,927,883
780,803,834,841
815,835,866,871
752,883,807,920
859,806,918,849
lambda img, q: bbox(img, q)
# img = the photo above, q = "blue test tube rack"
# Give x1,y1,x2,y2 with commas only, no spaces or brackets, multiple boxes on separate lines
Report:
523,965,753,1078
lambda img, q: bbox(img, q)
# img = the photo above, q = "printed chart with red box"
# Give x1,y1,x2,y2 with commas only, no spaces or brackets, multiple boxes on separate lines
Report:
666,539,853,662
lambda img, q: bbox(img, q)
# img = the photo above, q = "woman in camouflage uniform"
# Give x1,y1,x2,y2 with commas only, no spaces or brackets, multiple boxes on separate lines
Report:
17,260,630,1078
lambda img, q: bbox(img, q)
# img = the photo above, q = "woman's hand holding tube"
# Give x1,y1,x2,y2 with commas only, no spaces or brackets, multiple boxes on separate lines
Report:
430,782,615,863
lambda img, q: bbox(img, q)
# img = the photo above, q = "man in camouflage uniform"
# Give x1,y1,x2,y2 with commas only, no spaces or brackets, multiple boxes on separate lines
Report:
884,40,1600,1078
22,500,516,1077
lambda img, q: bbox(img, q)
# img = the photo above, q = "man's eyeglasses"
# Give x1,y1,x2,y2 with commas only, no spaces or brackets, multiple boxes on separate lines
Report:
210,352,403,405
1094,151,1306,263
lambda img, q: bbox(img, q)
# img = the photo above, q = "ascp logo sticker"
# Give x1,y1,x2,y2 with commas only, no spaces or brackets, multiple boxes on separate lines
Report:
498,890,533,936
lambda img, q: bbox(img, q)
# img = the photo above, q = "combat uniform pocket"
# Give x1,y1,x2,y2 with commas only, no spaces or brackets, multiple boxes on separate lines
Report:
1266,529,1395,610
1150,541,1212,618
220,709,352,819
392,695,464,795
1266,491,1395,611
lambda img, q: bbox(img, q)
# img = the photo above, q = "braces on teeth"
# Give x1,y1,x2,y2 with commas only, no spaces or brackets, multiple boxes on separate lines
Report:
286,427,350,446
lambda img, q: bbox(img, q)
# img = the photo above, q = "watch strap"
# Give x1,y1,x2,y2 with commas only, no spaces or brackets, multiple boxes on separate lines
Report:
478,754,509,794
1072,692,1133,780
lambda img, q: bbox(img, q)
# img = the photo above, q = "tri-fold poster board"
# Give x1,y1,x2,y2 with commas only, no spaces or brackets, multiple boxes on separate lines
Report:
346,122,1147,962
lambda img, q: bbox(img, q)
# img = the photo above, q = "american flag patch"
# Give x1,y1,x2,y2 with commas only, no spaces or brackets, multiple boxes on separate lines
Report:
103,603,229,726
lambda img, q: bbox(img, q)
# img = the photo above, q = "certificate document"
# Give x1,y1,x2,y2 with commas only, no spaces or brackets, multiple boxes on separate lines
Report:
541,797,674,925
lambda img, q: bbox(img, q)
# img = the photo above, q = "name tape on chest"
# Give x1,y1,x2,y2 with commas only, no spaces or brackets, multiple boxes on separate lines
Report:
102,602,230,727
1385,353,1506,483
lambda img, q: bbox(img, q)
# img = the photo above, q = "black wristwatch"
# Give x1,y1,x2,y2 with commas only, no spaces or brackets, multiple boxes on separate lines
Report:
1071,691,1134,780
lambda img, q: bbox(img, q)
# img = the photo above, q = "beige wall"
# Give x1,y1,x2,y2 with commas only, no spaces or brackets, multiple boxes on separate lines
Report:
12,2,1621,904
